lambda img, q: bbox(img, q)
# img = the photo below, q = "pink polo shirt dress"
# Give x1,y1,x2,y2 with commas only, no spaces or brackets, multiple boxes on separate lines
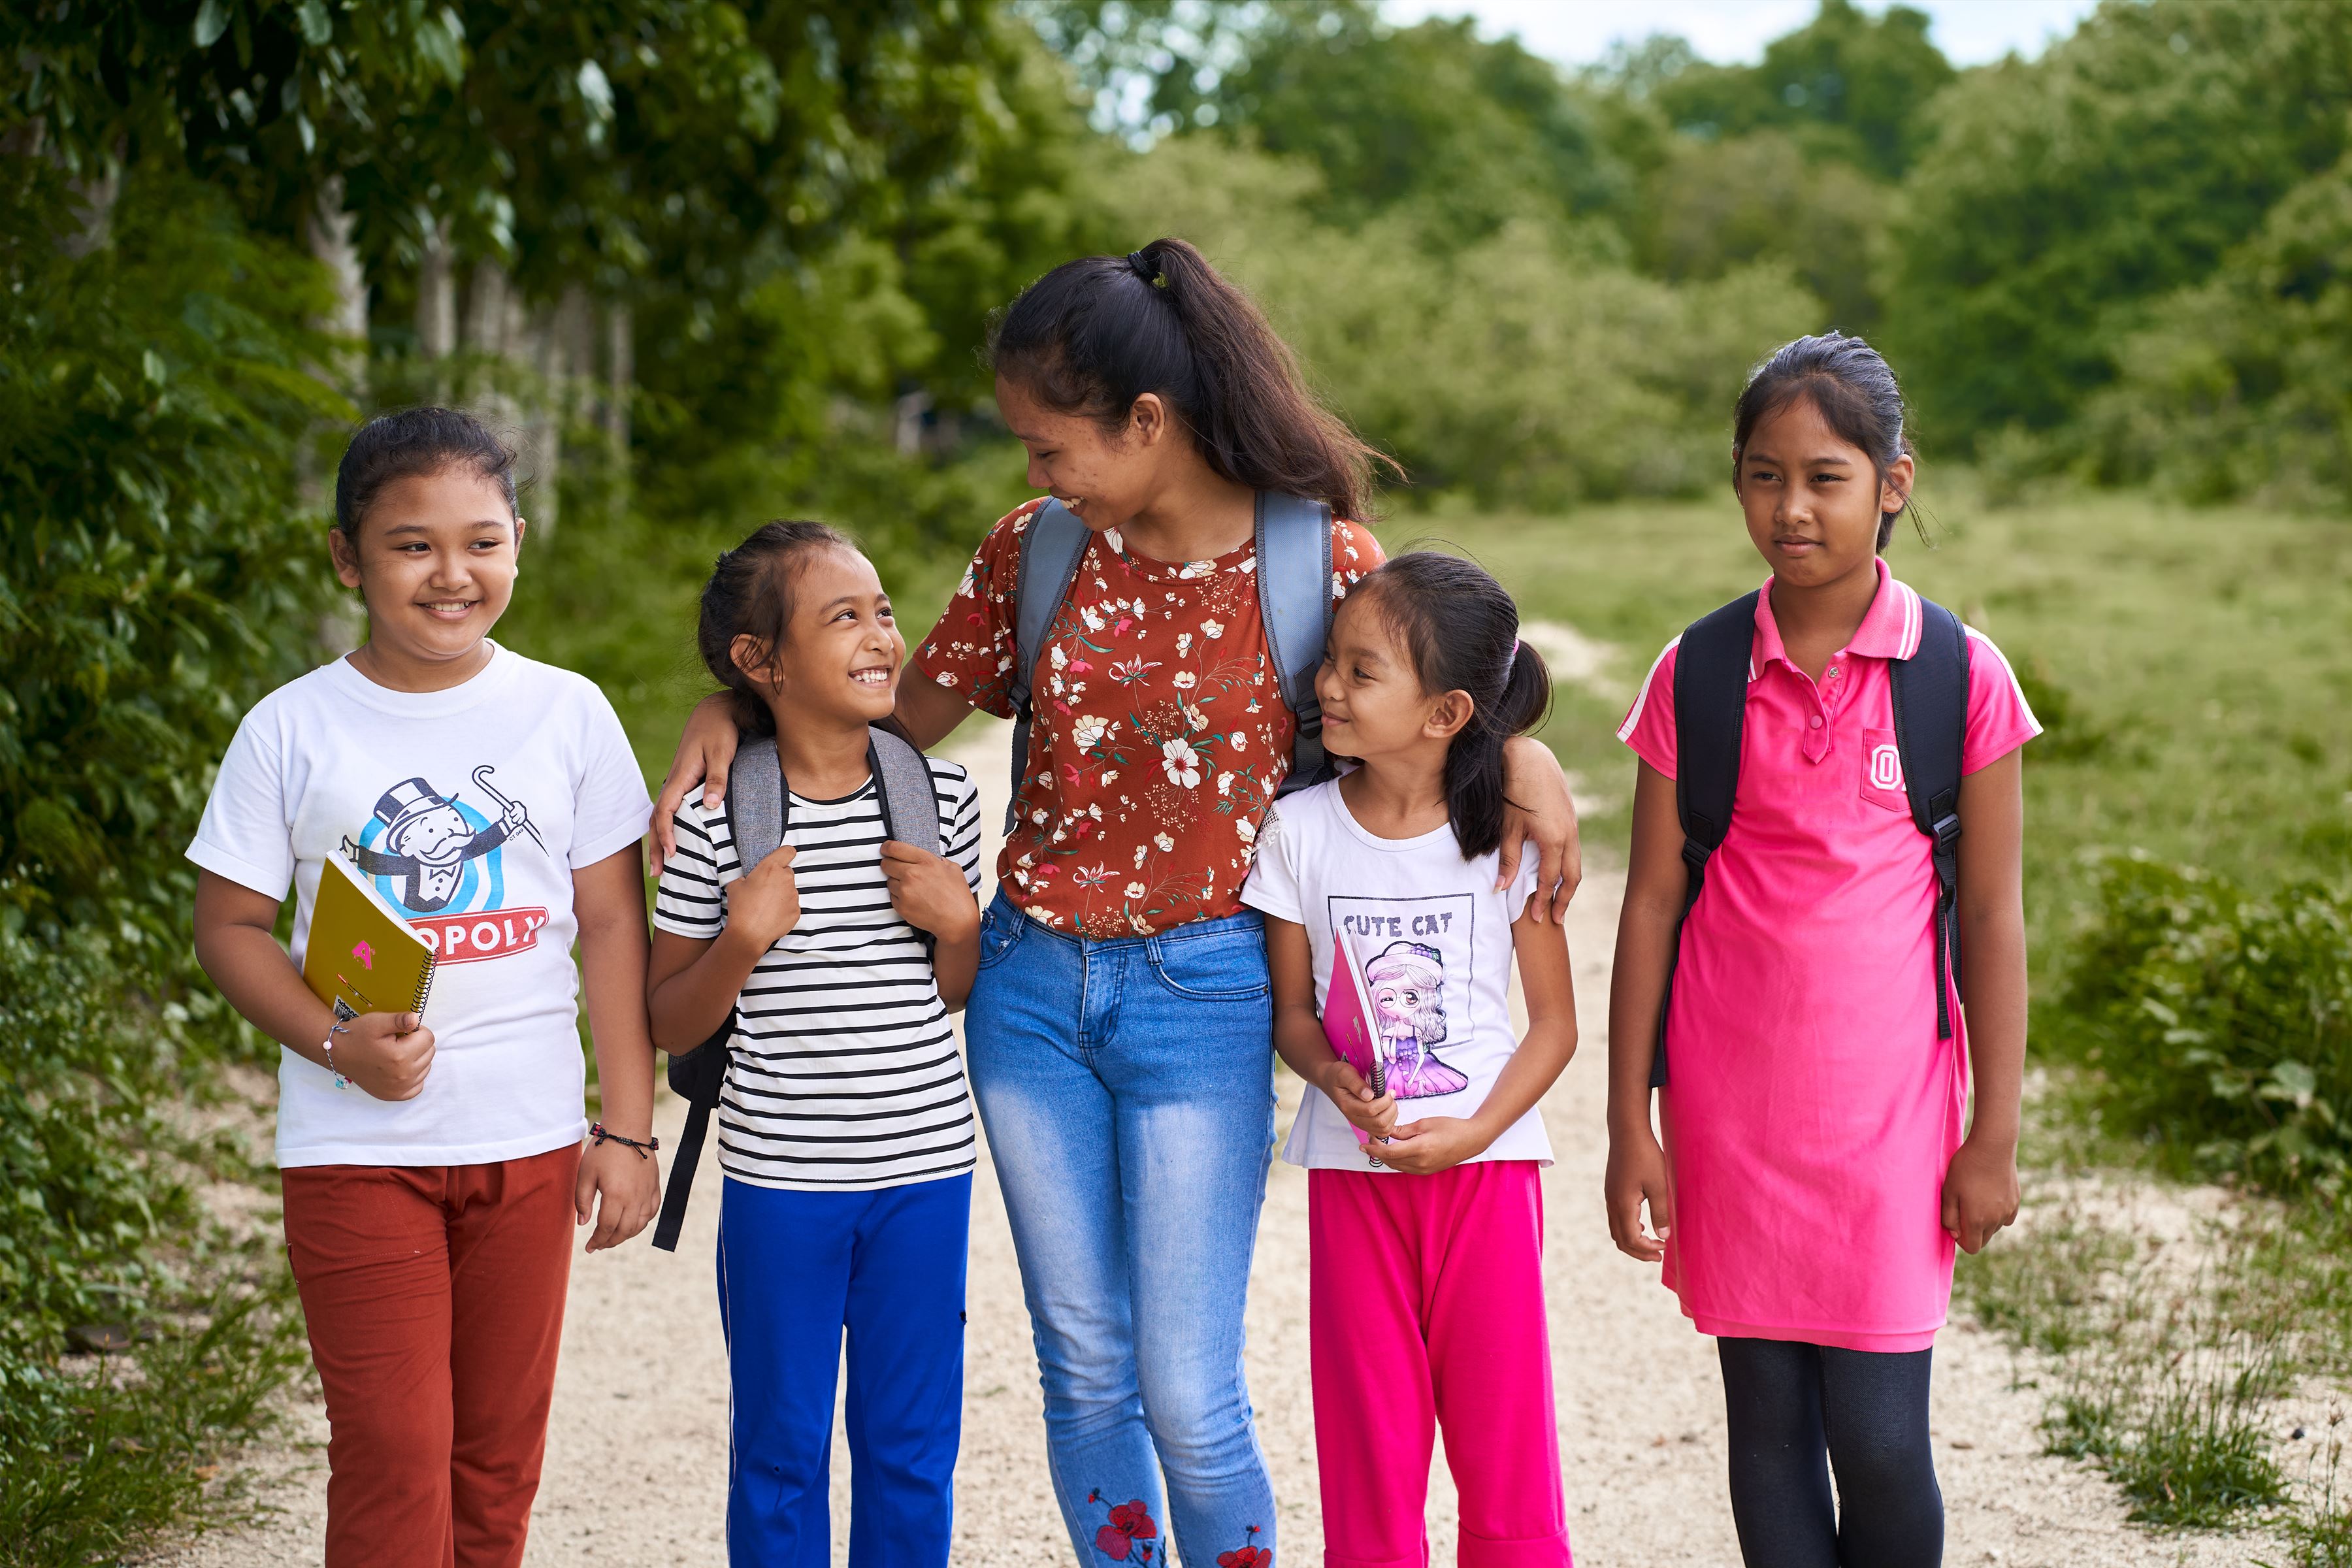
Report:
1617,559,2041,1352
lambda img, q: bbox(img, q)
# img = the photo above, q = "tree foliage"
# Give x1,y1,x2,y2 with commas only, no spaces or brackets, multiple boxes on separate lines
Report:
1647,0,1953,180
1880,0,2352,452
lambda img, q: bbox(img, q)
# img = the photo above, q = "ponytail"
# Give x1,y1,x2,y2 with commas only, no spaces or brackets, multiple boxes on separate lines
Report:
1351,553,1552,861
990,237,1399,521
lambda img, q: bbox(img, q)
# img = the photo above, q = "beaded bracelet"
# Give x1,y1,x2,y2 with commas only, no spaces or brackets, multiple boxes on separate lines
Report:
321,1024,352,1090
589,1122,659,1159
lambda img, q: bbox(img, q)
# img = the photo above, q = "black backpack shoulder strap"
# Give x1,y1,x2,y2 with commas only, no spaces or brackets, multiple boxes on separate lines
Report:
1652,590,1760,1088
1889,595,1972,1041
1255,491,1337,797
1004,499,1093,834
653,733,786,1254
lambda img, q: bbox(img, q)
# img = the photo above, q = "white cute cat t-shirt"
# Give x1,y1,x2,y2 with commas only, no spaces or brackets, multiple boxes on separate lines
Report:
1241,777,1552,1171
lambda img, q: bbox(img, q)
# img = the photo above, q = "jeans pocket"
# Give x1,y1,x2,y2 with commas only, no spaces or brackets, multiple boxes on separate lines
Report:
1147,926,1271,1002
975,899,1029,971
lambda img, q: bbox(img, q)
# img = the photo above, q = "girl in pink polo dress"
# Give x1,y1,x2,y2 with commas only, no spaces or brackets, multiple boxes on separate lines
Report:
1606,334,2039,1568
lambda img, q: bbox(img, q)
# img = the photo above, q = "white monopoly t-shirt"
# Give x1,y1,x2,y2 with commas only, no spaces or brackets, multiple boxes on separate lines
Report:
1241,777,1552,1172
187,642,652,1168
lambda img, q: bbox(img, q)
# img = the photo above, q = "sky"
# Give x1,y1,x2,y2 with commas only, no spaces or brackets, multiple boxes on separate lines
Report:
1377,0,2106,69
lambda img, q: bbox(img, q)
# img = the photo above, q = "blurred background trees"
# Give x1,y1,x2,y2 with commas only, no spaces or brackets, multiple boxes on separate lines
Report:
7,0,2352,1553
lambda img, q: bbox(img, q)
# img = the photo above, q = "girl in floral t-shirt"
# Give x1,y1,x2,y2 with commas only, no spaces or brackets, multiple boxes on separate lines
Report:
652,238,1582,1567
917,496,1377,937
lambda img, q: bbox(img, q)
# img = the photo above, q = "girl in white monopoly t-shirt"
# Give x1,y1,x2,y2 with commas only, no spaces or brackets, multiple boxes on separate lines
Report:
186,407,657,1568
1241,552,1579,1566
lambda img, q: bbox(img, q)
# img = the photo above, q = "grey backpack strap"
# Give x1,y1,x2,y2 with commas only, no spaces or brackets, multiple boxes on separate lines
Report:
653,730,785,1254
728,734,787,874
1005,500,1094,834
867,727,944,854
1255,491,1335,797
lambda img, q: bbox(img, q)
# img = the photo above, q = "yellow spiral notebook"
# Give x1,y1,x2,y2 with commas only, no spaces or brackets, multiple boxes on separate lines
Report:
302,855,437,1022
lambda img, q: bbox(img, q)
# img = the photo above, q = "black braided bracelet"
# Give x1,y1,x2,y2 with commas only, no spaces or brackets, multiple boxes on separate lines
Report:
589,1122,659,1159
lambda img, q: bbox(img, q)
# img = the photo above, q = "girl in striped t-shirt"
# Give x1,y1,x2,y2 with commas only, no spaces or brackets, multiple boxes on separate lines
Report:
647,521,983,1566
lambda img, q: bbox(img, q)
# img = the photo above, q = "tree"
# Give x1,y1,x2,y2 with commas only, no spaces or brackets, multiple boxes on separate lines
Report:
1650,0,1954,180
1880,0,2352,449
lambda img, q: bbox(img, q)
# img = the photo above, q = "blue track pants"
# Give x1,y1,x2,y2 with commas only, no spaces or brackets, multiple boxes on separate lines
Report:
716,1172,972,1567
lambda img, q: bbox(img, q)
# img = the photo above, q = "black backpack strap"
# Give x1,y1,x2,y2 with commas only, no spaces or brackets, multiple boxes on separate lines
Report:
653,737,787,1253
651,1085,711,1252
1890,597,1972,1041
1654,591,1759,1088
1255,491,1337,797
1004,500,1092,836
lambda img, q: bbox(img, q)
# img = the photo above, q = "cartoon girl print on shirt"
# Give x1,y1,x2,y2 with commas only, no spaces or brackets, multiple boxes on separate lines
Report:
1365,941,1470,1099
340,768,536,915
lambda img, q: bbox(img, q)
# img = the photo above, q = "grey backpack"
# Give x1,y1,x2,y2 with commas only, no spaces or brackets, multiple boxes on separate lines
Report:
651,726,942,1252
1004,492,1337,832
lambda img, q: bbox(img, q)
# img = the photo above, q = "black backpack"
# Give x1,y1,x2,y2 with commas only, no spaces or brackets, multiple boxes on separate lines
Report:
650,726,944,1252
1651,589,1970,1087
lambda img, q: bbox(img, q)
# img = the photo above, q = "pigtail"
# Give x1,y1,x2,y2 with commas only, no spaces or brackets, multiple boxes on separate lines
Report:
1443,639,1553,862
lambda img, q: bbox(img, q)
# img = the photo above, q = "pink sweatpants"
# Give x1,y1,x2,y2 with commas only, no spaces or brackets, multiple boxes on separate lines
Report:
1309,1161,1573,1568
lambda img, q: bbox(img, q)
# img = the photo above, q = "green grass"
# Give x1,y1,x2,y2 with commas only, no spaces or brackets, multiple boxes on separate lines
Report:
0,1261,305,1568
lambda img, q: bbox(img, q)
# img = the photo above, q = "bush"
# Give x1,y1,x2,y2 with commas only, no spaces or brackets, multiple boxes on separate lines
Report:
1,158,332,1552
2054,855,2352,1196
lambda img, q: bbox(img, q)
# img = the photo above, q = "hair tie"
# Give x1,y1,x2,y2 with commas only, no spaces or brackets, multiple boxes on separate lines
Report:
1125,250,1160,287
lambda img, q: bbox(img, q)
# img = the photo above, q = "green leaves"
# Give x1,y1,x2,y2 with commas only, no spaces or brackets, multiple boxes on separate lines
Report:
2055,855,2352,1196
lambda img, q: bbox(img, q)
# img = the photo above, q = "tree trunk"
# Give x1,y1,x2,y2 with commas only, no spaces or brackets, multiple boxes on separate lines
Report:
523,301,563,537
416,218,457,367
603,302,633,477
306,176,368,394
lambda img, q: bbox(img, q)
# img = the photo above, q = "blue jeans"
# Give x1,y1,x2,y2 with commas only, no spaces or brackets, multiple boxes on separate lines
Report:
966,891,1279,1567
716,1173,972,1568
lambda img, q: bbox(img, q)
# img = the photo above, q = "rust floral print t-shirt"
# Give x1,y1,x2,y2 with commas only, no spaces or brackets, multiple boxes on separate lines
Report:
915,499,1381,938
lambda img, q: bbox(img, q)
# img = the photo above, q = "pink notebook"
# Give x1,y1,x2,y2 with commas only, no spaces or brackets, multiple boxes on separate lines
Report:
1320,928,1382,1147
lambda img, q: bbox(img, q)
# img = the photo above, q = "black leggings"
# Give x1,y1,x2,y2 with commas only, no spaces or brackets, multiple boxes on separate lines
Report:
1716,1338,1944,1568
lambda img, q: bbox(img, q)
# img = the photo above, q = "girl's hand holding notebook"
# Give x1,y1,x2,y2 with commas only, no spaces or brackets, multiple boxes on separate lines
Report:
326,1010,438,1101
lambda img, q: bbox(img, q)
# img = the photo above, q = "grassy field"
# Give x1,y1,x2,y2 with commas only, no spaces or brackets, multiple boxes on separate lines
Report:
1397,485,2352,980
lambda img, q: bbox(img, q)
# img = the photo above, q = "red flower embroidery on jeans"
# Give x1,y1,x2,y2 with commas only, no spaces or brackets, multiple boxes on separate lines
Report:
1094,1499,1159,1560
1217,1523,1269,1567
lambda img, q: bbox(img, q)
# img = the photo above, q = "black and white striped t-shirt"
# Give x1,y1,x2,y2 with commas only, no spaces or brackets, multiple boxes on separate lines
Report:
652,757,983,1191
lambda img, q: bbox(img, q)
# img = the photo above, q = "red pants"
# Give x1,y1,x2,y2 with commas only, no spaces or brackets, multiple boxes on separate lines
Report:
1309,1162,1573,1568
282,1143,578,1568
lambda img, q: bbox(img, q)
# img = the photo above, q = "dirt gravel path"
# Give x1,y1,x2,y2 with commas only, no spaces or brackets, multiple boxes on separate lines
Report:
154,719,2278,1567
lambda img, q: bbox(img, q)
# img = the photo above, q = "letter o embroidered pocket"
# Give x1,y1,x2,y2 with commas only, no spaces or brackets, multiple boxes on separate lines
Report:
1861,726,1910,814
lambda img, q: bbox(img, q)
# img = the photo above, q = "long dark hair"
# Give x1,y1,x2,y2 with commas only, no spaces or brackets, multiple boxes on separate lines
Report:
1352,553,1552,860
1733,331,1921,549
989,237,1397,521
333,406,517,540
695,519,913,744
